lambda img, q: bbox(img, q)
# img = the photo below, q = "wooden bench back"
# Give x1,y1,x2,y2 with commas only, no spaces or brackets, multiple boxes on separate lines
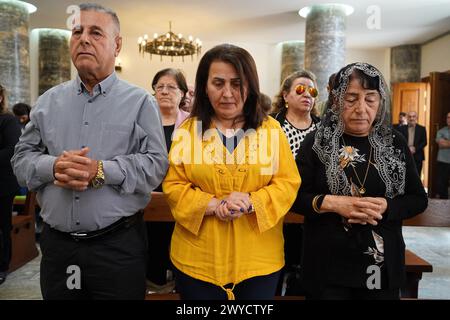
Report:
144,193,450,227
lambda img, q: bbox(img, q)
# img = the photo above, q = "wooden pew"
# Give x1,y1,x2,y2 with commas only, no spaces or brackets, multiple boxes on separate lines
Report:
144,193,442,299
10,192,39,272
15,192,441,298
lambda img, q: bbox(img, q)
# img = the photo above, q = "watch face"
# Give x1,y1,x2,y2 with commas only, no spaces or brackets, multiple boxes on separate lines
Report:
93,177,105,188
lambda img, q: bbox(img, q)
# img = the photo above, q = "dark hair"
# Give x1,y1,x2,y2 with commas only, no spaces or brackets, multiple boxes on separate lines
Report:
322,73,337,114
12,103,31,117
273,70,318,116
259,93,272,115
151,68,188,107
79,3,120,32
399,112,407,117
333,66,380,92
191,44,265,133
0,84,7,114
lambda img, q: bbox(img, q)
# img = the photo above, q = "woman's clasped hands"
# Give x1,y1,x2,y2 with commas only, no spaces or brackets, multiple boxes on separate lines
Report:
213,192,254,222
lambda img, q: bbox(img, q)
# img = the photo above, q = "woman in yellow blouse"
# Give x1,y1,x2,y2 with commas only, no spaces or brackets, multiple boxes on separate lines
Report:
162,44,300,300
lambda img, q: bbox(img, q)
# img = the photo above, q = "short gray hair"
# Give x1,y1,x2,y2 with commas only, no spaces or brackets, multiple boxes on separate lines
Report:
79,3,120,32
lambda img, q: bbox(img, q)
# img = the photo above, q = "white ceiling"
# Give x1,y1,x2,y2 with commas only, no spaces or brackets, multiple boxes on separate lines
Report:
27,0,450,48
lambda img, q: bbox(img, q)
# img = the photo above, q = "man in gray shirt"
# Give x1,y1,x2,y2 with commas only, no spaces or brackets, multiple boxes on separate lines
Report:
436,112,450,199
11,3,168,299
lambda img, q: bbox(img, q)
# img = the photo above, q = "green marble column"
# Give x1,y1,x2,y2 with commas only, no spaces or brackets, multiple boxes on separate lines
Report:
304,4,349,102
36,29,71,95
390,45,421,85
280,41,304,84
0,0,36,107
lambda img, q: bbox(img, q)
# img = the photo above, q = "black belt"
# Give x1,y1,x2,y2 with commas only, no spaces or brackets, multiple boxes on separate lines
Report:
48,211,143,241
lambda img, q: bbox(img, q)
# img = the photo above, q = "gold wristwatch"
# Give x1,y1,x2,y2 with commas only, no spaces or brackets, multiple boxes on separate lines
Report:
91,160,105,188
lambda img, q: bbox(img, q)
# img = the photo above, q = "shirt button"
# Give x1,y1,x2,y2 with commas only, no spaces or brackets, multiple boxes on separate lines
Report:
88,100,92,103
81,145,86,149
84,122,89,125
75,196,80,200
76,221,80,226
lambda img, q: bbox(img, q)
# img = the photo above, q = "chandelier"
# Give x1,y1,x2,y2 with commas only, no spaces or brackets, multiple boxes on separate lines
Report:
138,22,202,62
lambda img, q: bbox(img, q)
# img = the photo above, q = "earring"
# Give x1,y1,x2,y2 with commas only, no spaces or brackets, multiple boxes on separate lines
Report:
285,101,289,109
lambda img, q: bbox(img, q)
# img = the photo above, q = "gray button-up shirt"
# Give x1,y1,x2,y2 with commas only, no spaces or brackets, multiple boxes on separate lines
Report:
12,72,168,232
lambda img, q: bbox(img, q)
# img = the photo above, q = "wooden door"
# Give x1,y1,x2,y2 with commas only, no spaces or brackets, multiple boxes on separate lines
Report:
428,72,450,197
392,82,430,187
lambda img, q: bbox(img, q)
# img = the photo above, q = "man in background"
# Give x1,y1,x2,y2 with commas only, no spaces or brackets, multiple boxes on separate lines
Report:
399,111,427,176
394,111,407,131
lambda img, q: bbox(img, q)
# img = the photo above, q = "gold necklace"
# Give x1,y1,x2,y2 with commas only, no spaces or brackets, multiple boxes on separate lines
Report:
342,137,373,195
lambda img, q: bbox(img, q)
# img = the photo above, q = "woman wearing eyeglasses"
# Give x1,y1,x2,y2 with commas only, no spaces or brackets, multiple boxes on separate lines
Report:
146,68,190,293
272,70,320,295
292,63,427,299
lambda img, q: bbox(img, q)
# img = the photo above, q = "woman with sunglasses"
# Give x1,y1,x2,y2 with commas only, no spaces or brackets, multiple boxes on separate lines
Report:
292,62,427,299
273,70,320,159
272,70,320,295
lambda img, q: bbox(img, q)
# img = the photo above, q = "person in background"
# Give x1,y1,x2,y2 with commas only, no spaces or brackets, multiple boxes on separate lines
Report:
393,112,407,131
398,111,427,176
292,62,427,300
273,70,321,159
11,3,168,299
435,112,450,199
180,84,195,113
0,84,22,285
316,73,336,117
163,44,300,300
259,92,273,115
272,70,320,295
146,68,189,293
12,102,32,195
12,102,31,131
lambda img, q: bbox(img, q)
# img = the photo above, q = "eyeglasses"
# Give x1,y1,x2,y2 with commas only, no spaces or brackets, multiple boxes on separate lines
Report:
154,84,179,93
295,85,318,98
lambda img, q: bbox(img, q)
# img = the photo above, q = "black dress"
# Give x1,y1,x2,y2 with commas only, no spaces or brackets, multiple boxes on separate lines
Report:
292,130,428,298
0,113,21,273
146,124,175,285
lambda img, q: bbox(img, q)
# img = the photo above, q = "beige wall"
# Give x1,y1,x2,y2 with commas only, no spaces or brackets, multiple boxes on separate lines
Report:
117,37,282,100
421,33,450,78
346,48,391,84
29,32,393,104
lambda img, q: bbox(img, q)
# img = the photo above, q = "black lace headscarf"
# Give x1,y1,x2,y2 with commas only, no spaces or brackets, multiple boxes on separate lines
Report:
312,62,406,199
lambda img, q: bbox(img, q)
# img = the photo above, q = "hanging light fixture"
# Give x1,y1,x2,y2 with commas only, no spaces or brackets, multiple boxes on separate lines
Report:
138,21,202,62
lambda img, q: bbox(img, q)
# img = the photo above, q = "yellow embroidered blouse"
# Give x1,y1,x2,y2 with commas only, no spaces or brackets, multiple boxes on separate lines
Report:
162,116,301,288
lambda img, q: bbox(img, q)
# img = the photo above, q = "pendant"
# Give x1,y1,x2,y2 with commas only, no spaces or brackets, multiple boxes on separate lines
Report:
359,187,366,195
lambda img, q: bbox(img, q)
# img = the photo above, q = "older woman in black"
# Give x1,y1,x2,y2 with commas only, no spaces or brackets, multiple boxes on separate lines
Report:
0,84,22,284
292,63,428,299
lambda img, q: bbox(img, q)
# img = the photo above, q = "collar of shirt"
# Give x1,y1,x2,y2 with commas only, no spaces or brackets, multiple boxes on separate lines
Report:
75,72,118,97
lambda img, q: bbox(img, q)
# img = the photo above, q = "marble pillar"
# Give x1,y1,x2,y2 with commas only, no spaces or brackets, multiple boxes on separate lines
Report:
37,29,71,95
0,0,32,107
304,4,347,102
390,45,421,85
280,41,304,84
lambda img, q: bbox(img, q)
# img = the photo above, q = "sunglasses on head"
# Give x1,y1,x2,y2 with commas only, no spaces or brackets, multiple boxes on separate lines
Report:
295,85,318,98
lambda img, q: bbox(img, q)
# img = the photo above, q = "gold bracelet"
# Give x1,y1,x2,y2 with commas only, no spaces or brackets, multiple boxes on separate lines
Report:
312,195,322,214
